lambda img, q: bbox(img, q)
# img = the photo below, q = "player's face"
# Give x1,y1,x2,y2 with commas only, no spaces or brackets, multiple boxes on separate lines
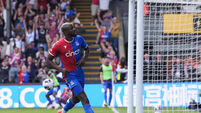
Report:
68,25,77,37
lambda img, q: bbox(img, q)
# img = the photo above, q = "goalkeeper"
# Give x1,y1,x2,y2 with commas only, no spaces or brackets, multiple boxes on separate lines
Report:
45,69,61,109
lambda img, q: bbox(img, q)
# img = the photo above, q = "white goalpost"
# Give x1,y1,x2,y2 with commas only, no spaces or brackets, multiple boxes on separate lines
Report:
128,0,201,113
127,0,135,113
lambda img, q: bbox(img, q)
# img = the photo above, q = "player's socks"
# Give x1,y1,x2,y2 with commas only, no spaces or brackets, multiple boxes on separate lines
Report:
61,109,66,113
63,98,75,112
104,90,107,104
108,90,112,106
47,97,52,104
83,104,94,113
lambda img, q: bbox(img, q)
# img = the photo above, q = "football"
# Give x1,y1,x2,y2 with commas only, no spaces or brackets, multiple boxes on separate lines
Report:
154,105,161,113
42,79,54,90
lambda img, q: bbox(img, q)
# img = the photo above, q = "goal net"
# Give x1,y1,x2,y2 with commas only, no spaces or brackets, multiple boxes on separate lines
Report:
141,0,201,112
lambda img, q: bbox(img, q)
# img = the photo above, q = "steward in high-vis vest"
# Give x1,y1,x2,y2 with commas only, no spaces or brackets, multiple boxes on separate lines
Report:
100,57,115,108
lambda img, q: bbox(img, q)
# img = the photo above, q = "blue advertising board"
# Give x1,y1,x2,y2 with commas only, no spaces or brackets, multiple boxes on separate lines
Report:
0,82,200,108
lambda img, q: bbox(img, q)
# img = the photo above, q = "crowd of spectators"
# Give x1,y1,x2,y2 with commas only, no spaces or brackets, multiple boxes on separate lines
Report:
0,0,87,84
143,52,201,82
91,0,120,65
90,0,128,83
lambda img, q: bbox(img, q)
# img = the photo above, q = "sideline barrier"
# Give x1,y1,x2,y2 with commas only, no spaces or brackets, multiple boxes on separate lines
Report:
0,82,200,108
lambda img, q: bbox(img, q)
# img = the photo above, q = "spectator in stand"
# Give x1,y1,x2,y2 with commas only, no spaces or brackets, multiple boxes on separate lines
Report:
184,56,197,80
74,23,86,35
143,53,151,81
37,11,47,25
36,44,48,58
116,57,127,83
18,64,29,84
14,34,25,53
37,51,46,67
9,48,23,83
99,0,110,19
97,12,112,29
91,0,99,25
0,59,9,83
152,53,166,81
144,3,149,16
95,19,113,44
0,10,5,39
48,0,58,11
36,22,48,51
38,0,48,11
25,42,36,58
111,17,120,54
15,15,25,29
1,38,7,59
46,21,59,49
171,57,184,80
47,3,59,25
13,5,25,26
100,41,117,64
34,61,46,83
24,1,36,22
24,18,36,46
60,0,71,11
3,38,14,57
13,23,25,38
64,4,76,19
25,56,38,83
73,12,80,24
73,13,86,35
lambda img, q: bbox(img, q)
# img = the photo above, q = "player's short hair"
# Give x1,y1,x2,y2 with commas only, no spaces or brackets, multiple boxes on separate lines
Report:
61,22,73,34
61,22,71,28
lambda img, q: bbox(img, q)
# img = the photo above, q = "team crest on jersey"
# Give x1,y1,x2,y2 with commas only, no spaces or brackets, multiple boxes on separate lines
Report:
75,41,79,46
70,81,74,86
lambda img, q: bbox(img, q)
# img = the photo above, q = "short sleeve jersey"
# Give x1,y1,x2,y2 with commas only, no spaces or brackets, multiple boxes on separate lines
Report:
49,36,88,72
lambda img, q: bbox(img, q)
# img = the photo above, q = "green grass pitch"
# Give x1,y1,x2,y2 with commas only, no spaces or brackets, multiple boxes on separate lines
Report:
0,107,198,113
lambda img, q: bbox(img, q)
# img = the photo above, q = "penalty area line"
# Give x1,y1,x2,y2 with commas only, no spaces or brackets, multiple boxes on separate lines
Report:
111,107,119,113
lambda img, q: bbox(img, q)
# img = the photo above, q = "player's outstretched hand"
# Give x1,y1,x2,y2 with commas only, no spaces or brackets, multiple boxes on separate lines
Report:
77,58,86,66
61,68,70,76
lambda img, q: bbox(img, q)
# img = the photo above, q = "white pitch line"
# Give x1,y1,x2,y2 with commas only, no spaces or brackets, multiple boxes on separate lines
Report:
111,107,119,113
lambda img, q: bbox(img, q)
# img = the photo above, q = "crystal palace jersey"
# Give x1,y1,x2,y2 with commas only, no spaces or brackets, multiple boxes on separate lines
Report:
49,35,88,72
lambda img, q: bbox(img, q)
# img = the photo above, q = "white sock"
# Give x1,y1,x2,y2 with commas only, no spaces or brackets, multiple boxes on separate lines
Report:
62,108,66,113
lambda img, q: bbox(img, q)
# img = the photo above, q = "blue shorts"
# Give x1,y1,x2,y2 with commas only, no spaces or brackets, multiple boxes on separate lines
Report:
103,81,112,89
65,78,84,96
48,86,60,95
63,68,85,96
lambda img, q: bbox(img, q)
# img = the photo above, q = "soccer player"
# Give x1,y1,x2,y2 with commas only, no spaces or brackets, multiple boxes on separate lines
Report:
59,87,72,107
46,69,61,109
100,57,115,108
46,23,94,113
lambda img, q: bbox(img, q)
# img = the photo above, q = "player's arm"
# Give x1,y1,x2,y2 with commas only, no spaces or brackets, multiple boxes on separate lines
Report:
46,54,62,72
46,54,69,76
83,47,89,61
77,47,89,66
99,66,104,84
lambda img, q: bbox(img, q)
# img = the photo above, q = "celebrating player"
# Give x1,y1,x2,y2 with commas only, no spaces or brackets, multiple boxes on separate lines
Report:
46,23,94,113
45,69,61,109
